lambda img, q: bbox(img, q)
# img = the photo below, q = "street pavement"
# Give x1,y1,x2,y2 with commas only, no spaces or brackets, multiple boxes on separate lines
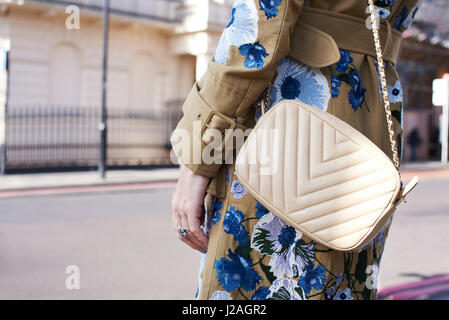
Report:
0,164,448,299
0,161,447,193
0,168,180,192
380,178,449,297
0,185,199,299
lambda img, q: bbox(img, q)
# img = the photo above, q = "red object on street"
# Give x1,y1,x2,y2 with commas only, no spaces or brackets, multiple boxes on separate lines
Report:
378,275,449,300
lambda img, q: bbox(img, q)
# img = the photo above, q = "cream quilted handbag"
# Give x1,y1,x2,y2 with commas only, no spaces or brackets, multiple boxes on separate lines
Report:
235,0,419,252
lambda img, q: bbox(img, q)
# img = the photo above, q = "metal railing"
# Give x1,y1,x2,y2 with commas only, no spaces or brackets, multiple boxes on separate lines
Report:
3,105,183,170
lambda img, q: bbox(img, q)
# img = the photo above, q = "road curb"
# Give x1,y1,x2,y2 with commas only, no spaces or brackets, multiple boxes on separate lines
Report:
0,180,178,198
0,168,180,193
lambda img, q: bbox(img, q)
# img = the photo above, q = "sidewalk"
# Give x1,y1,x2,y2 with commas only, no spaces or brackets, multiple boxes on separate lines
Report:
400,161,449,172
0,167,180,192
400,161,449,181
0,161,448,192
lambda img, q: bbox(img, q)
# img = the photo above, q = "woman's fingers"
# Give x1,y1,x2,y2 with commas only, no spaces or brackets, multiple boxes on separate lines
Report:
181,212,207,253
171,165,210,253
175,230,205,253
172,205,203,252
187,206,209,249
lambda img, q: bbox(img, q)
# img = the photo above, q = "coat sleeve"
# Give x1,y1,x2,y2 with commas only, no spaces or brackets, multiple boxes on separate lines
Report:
171,0,305,177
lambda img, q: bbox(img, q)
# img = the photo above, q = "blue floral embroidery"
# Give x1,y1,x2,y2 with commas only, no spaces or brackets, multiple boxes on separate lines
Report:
280,76,301,99
251,286,270,300
393,6,408,31
259,0,282,19
239,41,269,69
375,0,396,6
372,229,385,249
388,80,403,104
255,202,269,219
374,60,385,97
210,200,223,227
374,5,391,20
336,49,353,74
226,7,237,28
223,206,250,247
375,61,404,124
230,180,248,199
403,5,419,29
336,273,344,286
225,168,231,186
269,58,330,112
214,249,262,292
214,0,258,65
333,288,354,300
329,50,368,112
298,264,327,294
331,74,342,98
373,0,396,19
326,286,336,298
347,69,367,112
278,225,296,248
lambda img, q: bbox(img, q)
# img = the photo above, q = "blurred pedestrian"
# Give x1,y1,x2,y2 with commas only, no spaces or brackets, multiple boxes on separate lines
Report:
407,128,422,161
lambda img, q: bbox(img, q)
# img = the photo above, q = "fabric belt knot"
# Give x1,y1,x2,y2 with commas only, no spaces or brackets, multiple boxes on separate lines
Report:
289,6,403,68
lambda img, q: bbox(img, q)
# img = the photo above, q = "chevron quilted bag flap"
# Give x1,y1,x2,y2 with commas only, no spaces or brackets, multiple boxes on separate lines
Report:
235,0,419,252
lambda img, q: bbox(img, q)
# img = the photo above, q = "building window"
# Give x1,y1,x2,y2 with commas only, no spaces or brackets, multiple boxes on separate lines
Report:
49,43,81,107
129,52,155,110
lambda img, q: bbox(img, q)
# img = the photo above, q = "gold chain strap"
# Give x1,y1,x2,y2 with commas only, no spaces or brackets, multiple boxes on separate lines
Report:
259,83,272,115
368,0,400,170
259,0,400,170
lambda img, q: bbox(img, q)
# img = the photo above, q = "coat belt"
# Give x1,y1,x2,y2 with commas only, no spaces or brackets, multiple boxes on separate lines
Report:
289,6,403,68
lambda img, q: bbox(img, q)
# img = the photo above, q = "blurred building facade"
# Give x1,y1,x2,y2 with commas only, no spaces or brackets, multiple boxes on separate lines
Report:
0,0,448,171
0,0,234,170
397,0,449,162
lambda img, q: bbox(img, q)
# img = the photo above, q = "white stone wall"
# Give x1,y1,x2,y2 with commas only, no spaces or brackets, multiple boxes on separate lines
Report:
5,4,198,110
0,0,236,166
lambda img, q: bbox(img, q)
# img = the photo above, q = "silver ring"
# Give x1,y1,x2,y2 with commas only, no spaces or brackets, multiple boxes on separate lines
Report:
177,226,190,238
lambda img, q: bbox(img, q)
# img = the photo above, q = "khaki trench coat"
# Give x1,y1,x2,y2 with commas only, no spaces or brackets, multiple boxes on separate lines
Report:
171,0,420,300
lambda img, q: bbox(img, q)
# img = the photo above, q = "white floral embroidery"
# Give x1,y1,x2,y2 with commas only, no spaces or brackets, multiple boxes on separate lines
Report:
365,5,390,30
374,5,391,20
210,290,233,300
195,252,207,299
388,80,403,104
251,213,315,279
268,278,307,300
214,0,259,65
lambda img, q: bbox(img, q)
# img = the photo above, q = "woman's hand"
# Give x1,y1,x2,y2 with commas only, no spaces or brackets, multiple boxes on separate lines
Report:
172,165,210,253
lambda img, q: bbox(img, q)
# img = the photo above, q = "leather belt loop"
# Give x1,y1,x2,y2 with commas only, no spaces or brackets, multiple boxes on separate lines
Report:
185,82,248,152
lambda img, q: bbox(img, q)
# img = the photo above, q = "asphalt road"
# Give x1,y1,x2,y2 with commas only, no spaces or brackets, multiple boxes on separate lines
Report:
0,177,448,299
381,178,449,288
0,186,200,299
